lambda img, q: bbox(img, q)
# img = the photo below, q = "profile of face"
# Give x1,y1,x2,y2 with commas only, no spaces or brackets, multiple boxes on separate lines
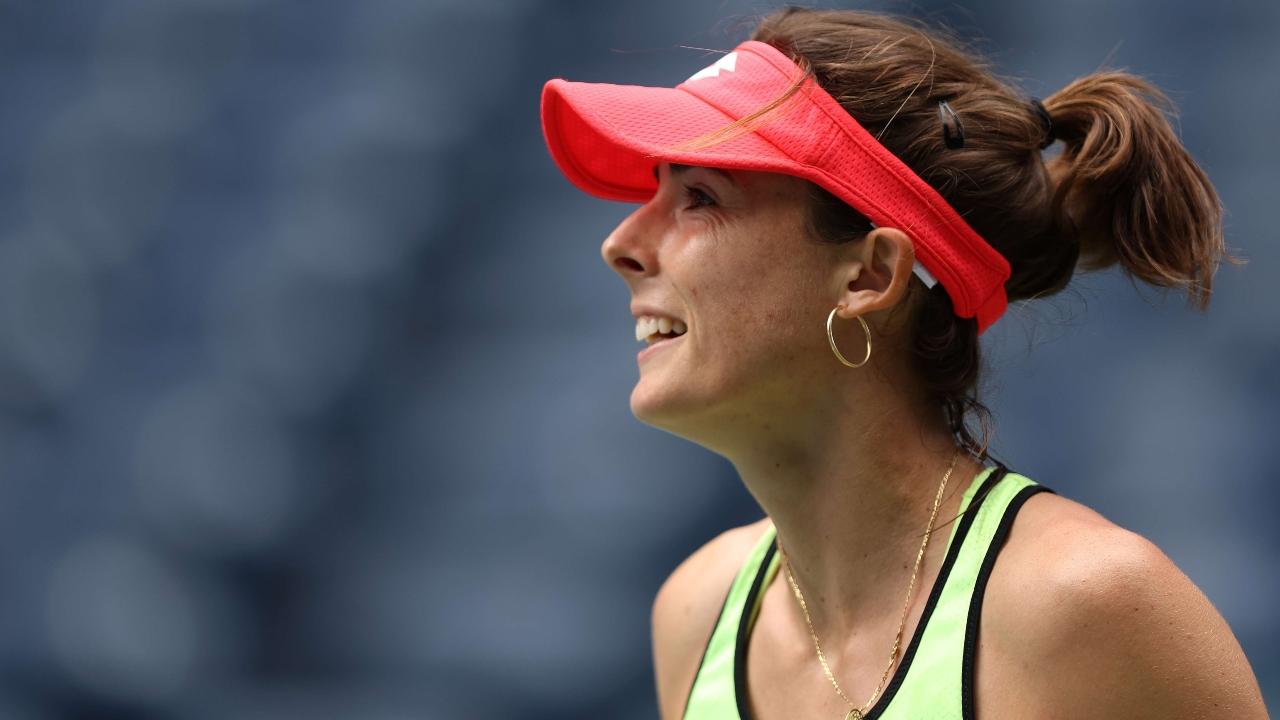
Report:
600,162,916,449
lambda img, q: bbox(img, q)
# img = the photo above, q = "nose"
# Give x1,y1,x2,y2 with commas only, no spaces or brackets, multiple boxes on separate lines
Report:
600,200,662,279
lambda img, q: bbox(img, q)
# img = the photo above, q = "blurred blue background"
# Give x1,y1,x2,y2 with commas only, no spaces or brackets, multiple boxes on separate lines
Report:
0,0,1274,717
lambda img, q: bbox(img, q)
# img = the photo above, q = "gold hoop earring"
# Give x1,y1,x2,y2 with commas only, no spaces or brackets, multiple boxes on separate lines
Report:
827,305,871,368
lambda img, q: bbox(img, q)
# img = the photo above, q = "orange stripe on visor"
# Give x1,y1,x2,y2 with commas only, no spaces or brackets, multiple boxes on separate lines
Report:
540,40,1011,334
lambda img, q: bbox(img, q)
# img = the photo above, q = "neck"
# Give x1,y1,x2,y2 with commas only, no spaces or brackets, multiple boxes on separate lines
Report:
727,388,985,643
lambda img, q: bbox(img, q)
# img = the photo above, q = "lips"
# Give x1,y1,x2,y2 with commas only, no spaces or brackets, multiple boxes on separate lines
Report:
637,332,685,362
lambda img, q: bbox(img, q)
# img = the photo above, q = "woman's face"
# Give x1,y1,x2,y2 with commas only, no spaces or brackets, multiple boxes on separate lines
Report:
600,162,859,437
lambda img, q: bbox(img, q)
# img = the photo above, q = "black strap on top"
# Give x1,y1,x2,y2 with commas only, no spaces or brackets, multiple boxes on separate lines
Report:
734,463,1015,720
960,478,1057,719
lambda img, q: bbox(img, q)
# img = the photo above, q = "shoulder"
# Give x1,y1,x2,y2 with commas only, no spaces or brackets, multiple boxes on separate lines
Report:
651,517,772,720
983,489,1268,718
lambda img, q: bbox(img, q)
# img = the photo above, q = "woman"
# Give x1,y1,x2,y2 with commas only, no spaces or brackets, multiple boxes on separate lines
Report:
540,7,1266,719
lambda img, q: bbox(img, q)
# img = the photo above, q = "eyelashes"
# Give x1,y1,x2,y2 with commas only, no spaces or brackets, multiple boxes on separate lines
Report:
682,185,717,210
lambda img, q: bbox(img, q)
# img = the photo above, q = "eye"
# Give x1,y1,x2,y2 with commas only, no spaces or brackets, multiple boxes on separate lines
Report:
682,185,717,210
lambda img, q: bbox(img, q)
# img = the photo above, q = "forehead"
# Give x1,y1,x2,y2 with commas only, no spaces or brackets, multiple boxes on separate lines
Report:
653,162,736,184
653,163,806,199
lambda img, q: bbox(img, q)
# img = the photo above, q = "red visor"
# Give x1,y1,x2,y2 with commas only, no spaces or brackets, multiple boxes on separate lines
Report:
541,40,1011,334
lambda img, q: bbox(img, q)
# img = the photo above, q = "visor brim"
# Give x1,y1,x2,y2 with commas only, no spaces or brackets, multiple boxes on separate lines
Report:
540,78,791,203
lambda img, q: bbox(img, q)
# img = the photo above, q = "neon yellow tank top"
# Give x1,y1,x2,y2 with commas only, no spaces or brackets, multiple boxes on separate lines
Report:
681,463,1053,719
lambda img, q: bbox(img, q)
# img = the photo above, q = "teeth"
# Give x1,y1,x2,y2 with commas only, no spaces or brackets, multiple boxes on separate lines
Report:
633,315,688,343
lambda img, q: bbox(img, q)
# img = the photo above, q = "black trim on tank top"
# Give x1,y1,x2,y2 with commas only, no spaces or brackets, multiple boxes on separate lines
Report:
732,540,777,716
734,463,1011,719
960,482,1056,720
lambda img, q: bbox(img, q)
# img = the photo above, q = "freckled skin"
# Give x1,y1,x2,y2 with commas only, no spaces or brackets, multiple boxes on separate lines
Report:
634,165,1270,719
600,163,918,457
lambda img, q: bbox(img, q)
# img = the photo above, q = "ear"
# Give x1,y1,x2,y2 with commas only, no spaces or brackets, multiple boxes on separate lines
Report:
833,226,916,323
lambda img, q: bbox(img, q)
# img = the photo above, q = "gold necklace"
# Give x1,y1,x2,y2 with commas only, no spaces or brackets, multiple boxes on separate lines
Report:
776,448,961,720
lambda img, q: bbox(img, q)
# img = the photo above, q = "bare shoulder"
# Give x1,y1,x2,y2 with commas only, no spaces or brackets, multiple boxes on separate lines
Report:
983,490,1268,718
651,517,772,720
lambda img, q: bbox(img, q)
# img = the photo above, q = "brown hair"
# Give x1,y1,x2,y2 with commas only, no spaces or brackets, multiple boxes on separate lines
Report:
674,6,1243,460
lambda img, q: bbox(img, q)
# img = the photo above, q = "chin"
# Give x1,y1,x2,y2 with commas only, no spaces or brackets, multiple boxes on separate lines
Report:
630,376,697,427
629,382,679,425
630,376,726,445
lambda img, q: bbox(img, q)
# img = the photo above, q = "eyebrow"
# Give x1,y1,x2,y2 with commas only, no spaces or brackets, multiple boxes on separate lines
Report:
654,163,738,186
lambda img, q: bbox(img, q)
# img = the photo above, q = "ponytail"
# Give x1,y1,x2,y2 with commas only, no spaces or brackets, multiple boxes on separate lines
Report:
750,7,1244,461
1044,72,1243,310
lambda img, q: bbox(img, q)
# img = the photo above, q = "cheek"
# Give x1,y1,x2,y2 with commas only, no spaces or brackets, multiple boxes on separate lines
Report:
682,222,824,349
696,272,816,357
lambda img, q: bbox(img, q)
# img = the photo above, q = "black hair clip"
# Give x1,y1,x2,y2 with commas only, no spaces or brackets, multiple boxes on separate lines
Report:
938,100,964,149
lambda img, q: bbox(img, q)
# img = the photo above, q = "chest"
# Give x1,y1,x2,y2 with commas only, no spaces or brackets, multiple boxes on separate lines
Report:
740,540,1049,719
683,474,1063,720
742,606,1041,719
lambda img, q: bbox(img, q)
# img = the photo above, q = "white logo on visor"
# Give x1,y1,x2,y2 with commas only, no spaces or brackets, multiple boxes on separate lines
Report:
686,52,738,82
